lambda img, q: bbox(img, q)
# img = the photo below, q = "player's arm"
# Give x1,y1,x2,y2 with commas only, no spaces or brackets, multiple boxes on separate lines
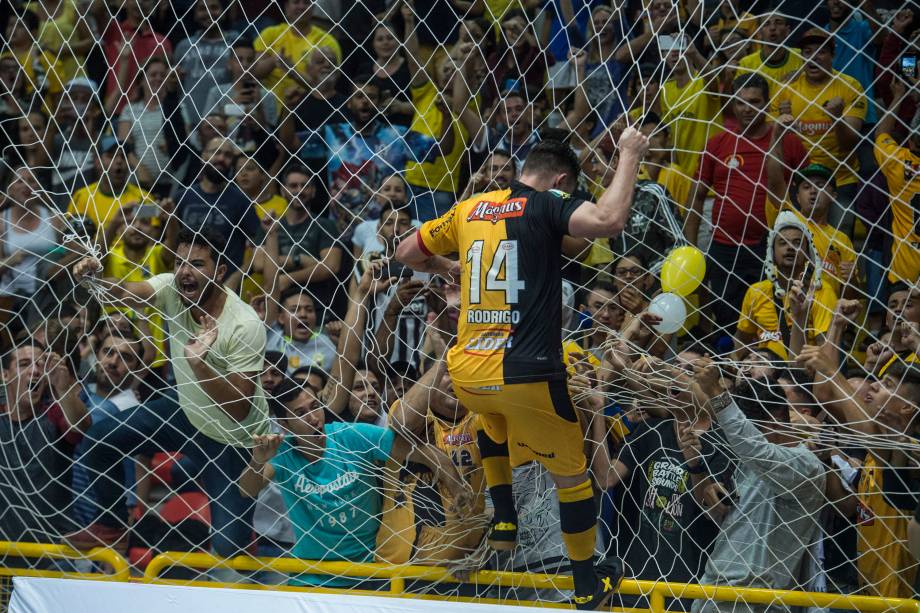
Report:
567,127,650,238
395,215,460,279
72,256,156,310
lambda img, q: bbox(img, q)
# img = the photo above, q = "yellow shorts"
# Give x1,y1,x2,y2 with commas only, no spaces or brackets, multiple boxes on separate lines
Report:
455,379,587,477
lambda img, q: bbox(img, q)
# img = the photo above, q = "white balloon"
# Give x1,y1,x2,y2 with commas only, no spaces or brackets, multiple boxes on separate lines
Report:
648,292,687,334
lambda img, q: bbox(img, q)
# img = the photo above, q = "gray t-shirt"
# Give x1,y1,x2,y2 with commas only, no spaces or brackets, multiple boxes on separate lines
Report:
266,324,337,374
148,273,269,447
693,402,826,613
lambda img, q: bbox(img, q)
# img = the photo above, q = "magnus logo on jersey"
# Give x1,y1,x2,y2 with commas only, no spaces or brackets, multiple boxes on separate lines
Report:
467,198,527,223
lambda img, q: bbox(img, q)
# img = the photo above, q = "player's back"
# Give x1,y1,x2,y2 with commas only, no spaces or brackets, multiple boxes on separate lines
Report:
417,181,584,387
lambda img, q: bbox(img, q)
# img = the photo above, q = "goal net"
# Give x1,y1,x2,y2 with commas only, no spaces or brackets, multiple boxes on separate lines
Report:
0,0,918,607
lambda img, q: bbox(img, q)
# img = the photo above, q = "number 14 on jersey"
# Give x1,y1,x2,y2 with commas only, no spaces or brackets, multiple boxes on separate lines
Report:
465,239,526,304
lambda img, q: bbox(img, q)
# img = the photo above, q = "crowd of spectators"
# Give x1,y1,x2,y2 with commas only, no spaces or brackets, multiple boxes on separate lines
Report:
2,0,920,607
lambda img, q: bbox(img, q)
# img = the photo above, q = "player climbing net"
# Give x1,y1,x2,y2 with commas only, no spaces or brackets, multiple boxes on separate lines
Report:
0,0,918,606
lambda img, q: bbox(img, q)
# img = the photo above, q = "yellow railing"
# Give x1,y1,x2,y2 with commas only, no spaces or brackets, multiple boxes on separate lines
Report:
0,541,130,581
0,542,916,613
143,551,920,613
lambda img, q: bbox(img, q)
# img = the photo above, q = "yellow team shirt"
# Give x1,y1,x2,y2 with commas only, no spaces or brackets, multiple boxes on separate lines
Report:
765,201,857,296
404,82,469,194
856,454,918,598
377,406,486,565
737,279,836,360
27,0,80,95
661,76,722,175
773,71,867,187
67,182,152,228
103,242,169,366
874,133,920,284
253,23,342,99
735,49,804,95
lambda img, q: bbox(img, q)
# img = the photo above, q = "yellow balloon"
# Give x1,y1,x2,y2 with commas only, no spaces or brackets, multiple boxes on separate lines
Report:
661,246,706,297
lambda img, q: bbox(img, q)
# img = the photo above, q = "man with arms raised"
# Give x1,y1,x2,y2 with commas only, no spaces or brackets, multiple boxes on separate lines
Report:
396,129,649,609
68,227,269,559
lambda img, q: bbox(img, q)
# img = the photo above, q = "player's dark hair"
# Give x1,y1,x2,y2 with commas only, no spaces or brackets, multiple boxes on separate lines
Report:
521,140,580,184
731,72,770,102
176,227,226,270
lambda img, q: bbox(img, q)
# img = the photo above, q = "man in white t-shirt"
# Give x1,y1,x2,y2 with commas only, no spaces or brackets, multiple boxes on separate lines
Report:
68,228,269,556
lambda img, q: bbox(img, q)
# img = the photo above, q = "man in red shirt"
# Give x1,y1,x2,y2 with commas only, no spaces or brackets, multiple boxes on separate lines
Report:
684,72,808,336
103,0,173,113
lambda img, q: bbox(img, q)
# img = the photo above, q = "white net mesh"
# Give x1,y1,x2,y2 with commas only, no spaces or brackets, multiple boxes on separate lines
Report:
0,0,919,608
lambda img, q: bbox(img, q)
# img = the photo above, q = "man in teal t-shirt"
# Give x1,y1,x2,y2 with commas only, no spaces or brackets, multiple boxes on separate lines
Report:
272,421,392,585
240,378,471,586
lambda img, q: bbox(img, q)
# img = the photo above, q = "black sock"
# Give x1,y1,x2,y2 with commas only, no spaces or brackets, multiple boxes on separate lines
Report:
571,556,596,597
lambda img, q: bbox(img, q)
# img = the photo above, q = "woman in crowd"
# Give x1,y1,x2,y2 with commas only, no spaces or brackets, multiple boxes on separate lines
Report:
0,166,58,331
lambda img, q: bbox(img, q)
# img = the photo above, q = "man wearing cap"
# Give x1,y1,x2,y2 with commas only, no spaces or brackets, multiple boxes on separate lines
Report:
874,78,920,285
766,113,859,298
773,27,866,235
67,137,153,231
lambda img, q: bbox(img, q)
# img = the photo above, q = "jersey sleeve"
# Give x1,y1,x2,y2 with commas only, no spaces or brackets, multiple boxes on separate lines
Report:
557,195,585,237
417,206,460,256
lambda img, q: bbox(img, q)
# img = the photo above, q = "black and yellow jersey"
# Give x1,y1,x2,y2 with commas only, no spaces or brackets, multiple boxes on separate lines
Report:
417,181,583,386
